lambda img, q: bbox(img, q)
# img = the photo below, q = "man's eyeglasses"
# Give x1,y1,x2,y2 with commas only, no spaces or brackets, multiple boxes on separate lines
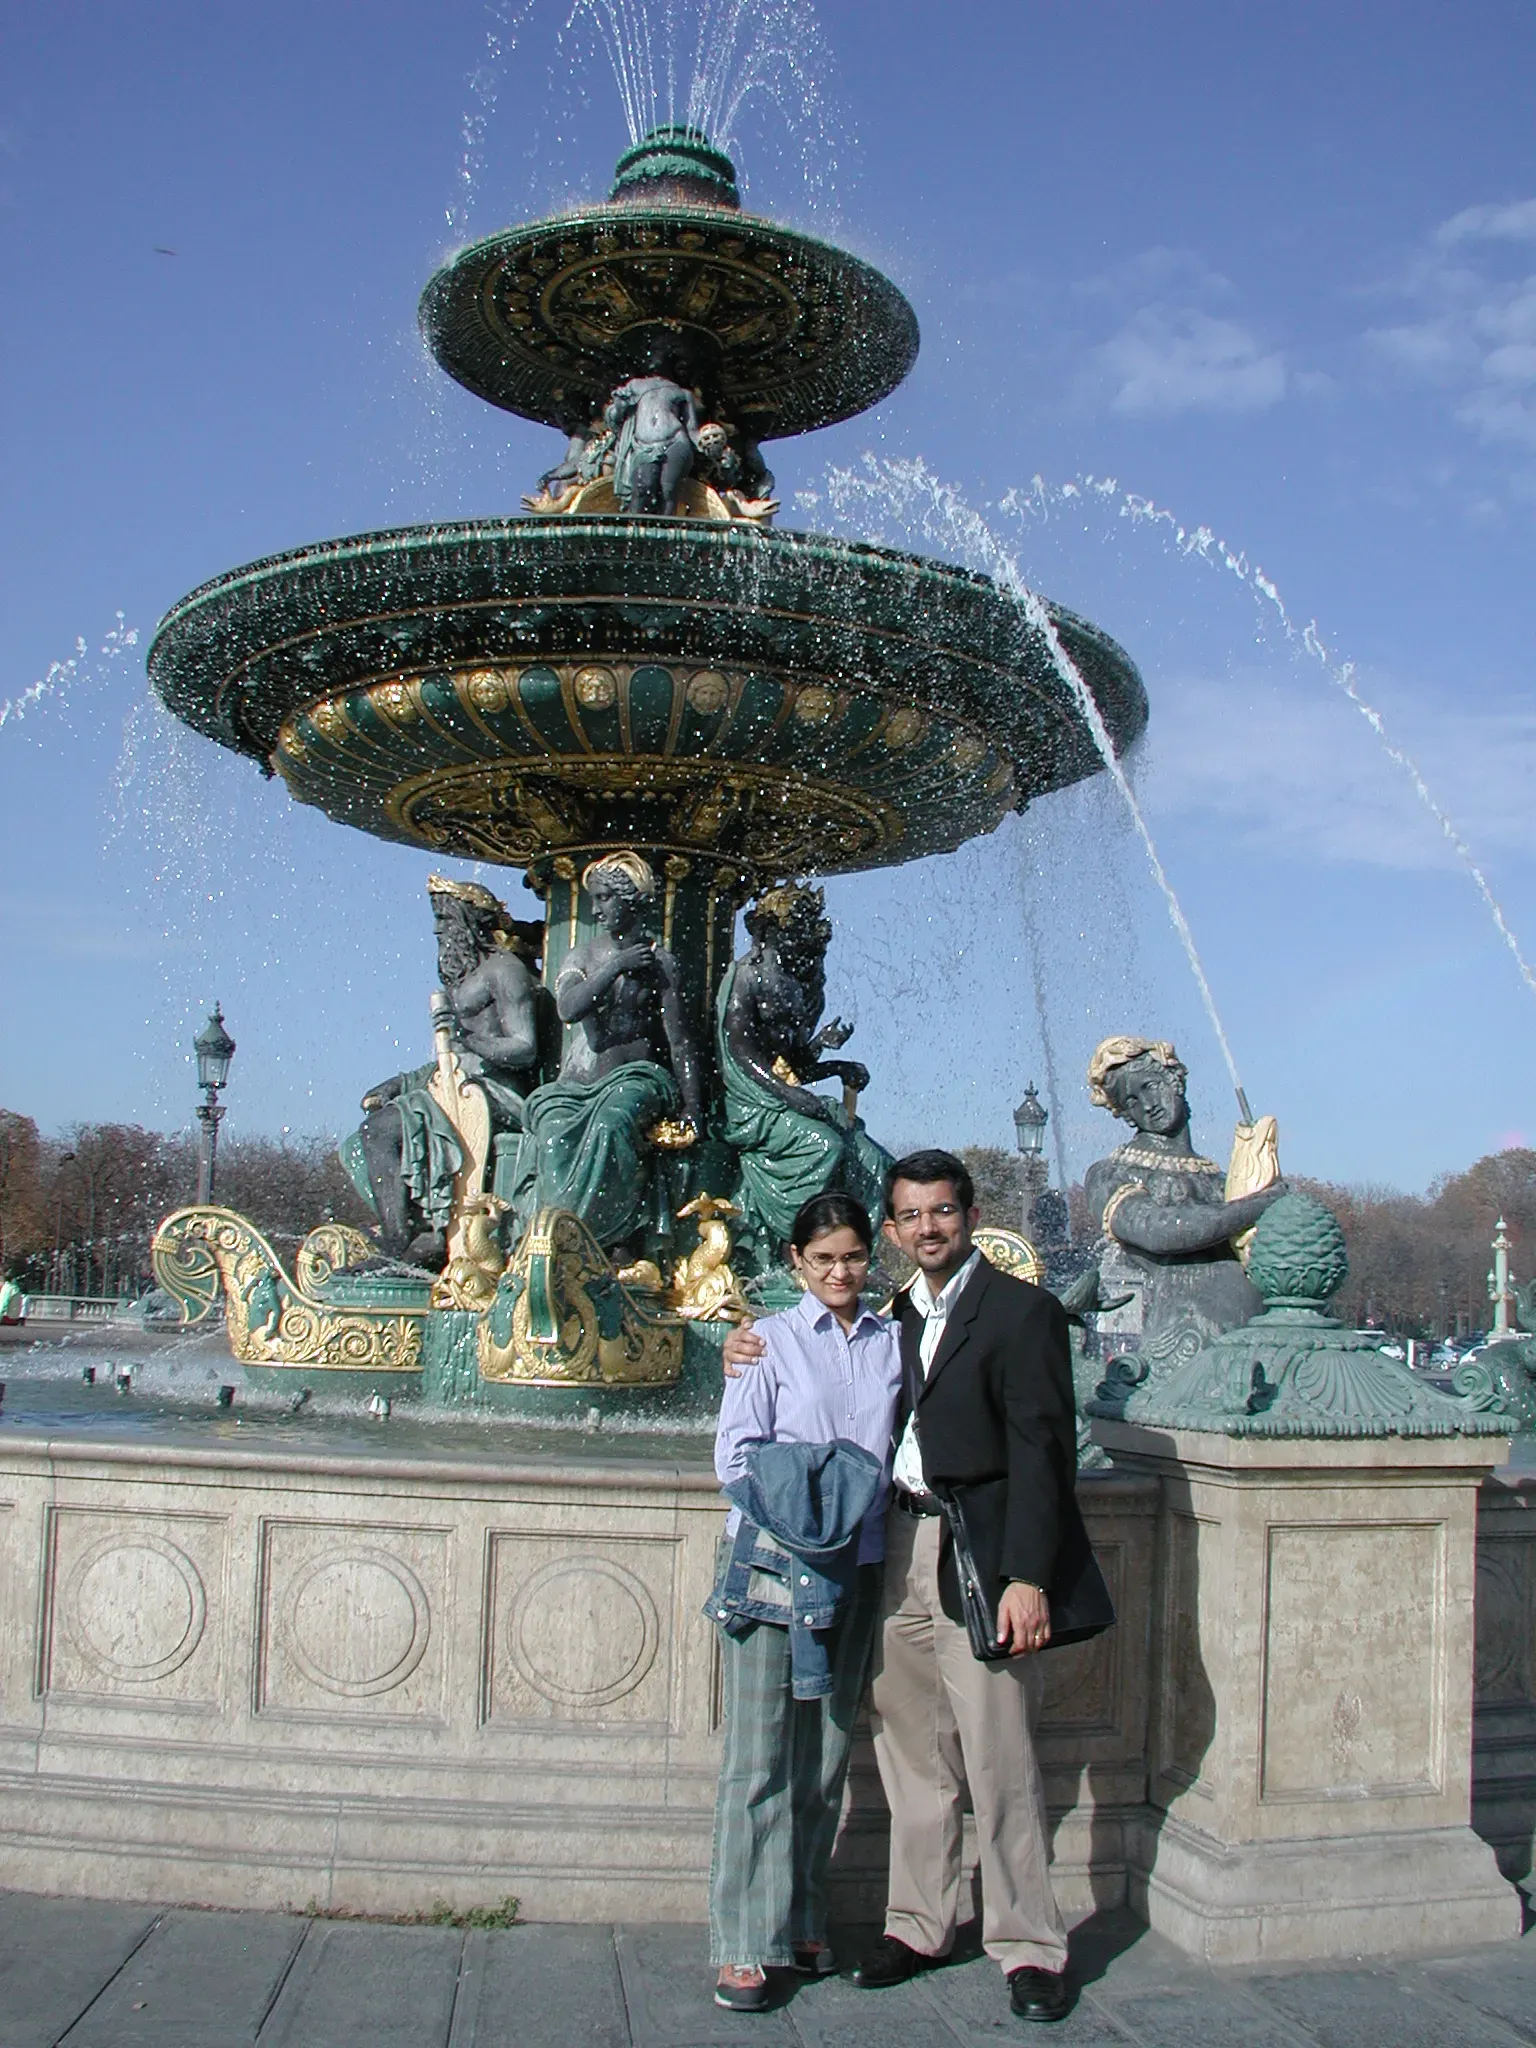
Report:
801,1250,872,1276
892,1203,962,1226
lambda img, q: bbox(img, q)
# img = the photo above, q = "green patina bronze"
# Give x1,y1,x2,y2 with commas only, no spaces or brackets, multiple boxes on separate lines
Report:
146,127,1149,1404
1092,1193,1508,1440
1452,1280,1536,1432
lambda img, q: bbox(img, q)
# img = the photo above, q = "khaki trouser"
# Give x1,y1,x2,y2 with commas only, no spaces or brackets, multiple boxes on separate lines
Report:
869,1504,1068,1976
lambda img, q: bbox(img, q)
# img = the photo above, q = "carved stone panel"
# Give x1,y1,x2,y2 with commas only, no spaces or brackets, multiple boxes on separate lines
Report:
1475,1530,1536,1709
40,1508,226,1708
1156,1511,1218,1799
257,1520,449,1723
1261,1521,1444,1802
483,1532,676,1729
1041,1540,1125,1740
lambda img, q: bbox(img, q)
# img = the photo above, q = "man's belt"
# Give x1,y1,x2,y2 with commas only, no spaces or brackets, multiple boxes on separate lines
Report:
893,1489,943,1518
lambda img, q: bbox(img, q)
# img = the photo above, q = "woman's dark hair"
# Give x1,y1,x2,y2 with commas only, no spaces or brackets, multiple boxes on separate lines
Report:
884,1149,975,1217
788,1191,874,1254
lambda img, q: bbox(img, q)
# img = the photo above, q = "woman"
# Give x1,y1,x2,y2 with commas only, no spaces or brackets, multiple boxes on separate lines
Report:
708,1192,902,2012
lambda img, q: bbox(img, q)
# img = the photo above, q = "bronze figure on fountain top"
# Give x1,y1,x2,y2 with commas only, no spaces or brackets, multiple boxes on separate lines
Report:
1083,1036,1286,1375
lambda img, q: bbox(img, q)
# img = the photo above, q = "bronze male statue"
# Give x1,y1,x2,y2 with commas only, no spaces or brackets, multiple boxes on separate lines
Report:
342,876,545,1267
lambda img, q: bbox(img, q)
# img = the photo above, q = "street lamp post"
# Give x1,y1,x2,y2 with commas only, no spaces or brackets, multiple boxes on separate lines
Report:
1013,1082,1050,1240
193,1005,236,1204
1488,1216,1516,1340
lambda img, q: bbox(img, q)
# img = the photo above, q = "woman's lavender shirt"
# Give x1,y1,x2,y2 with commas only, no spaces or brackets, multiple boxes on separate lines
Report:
714,1290,903,1565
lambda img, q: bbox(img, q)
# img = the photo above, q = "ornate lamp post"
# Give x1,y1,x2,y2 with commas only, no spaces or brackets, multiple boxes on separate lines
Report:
193,1006,236,1204
1488,1216,1516,1339
1013,1082,1050,1239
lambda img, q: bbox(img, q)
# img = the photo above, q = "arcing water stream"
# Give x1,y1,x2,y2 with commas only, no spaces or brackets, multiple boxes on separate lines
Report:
0,614,138,737
1000,475,1536,1007
823,456,1256,1118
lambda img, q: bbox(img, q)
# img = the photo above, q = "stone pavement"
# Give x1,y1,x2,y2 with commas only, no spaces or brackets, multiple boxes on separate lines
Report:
2,1892,1535,2047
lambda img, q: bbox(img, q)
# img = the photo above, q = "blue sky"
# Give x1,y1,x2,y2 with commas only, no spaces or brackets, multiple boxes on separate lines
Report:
1,0,1532,1196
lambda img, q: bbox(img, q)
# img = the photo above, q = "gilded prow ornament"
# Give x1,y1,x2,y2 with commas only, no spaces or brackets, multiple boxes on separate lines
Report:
152,1208,426,1372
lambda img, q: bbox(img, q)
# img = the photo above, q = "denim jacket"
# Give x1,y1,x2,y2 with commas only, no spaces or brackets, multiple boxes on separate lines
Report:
705,1439,883,1700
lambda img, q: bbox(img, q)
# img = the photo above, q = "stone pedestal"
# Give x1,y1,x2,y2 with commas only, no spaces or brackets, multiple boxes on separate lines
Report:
1095,1418,1523,1963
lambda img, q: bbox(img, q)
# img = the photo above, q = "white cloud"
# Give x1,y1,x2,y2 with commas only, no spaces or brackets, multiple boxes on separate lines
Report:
1079,247,1290,418
1365,198,1536,456
1098,308,1286,417
1436,198,1536,247
1135,667,1536,874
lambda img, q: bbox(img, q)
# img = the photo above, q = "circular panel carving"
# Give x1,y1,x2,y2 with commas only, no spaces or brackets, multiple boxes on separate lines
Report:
509,1558,659,1708
285,1549,430,1698
686,669,729,714
65,1533,207,1681
573,665,618,710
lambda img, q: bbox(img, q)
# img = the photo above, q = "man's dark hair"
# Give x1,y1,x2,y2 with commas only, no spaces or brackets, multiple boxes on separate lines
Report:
885,1149,975,1218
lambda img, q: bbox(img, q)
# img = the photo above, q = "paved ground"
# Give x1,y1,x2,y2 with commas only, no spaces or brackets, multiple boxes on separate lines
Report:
2,1892,1535,2047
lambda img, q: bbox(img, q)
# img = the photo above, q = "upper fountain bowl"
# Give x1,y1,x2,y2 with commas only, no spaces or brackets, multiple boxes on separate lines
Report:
419,128,919,441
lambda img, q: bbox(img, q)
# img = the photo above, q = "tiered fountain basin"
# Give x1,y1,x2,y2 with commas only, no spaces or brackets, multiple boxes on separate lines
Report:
148,516,1147,881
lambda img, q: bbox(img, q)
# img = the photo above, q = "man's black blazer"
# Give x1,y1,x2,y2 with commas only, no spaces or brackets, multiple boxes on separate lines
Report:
894,1254,1113,1647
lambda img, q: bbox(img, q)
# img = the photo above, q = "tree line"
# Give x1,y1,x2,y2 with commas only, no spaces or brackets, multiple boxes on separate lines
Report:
0,1110,371,1299
1,1107,1528,1335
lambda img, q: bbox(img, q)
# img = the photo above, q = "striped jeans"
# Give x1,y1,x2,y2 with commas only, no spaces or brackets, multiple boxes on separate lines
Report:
708,1562,881,1967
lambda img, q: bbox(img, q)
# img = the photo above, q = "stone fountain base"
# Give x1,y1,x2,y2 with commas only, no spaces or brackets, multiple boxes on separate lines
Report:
0,1382,1528,1957
0,1401,1151,1925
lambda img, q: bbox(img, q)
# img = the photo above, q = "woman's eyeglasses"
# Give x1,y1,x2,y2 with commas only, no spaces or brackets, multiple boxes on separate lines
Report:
801,1250,872,1276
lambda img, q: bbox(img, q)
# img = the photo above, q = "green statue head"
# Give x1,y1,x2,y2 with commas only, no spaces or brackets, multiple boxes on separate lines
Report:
1089,1035,1191,1141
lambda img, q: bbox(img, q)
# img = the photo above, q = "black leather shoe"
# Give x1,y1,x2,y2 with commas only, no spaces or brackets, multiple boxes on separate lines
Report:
1008,1966,1070,2022
848,1935,937,1988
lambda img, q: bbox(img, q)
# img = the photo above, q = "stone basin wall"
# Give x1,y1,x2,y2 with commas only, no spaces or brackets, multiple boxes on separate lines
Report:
0,1425,1529,1936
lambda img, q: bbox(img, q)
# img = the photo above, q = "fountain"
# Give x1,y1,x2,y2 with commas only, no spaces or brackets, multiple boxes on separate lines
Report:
3,114,1523,1959
145,123,1147,1412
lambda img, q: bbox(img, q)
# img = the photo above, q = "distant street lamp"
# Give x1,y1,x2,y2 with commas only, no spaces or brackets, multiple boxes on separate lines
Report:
1013,1083,1050,1239
193,1005,236,1204
1488,1216,1516,1340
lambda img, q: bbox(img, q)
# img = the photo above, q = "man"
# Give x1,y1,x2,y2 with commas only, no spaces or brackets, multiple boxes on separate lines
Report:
724,1148,1108,2023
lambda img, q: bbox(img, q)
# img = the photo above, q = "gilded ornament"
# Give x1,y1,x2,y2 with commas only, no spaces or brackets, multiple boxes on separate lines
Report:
974,1225,1046,1287
882,706,925,748
294,1222,376,1294
150,1207,425,1372
462,667,514,713
648,1117,699,1150
478,1207,683,1386
310,698,349,739
667,1194,750,1321
573,665,618,710
371,678,422,725
432,1192,510,1311
687,670,730,714
792,686,837,723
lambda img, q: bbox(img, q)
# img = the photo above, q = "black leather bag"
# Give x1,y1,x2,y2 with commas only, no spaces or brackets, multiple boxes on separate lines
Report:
936,1477,1117,1663
936,1489,1013,1663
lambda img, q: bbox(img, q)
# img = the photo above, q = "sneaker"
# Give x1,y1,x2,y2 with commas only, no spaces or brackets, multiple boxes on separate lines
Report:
792,1941,837,1976
715,1964,769,2011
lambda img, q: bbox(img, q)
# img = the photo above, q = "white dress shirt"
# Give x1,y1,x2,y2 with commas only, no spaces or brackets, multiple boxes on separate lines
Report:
890,1249,982,1498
